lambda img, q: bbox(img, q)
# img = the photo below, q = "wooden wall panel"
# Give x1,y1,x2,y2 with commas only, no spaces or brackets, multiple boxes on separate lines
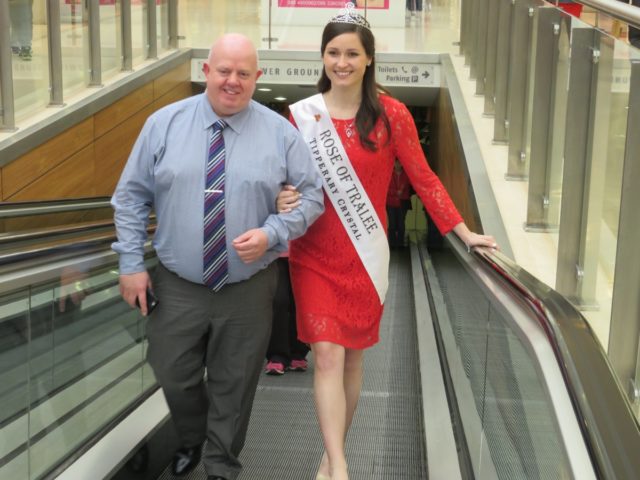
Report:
2,117,94,199
154,62,191,99
8,145,95,201
433,89,480,233
1,60,193,205
152,82,195,112
94,83,154,139
94,104,155,196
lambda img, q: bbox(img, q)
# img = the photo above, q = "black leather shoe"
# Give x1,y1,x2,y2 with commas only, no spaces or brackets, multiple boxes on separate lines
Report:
208,477,227,480
171,446,201,476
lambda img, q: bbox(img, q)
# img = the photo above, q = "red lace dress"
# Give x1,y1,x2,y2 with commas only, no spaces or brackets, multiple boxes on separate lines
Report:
289,95,463,349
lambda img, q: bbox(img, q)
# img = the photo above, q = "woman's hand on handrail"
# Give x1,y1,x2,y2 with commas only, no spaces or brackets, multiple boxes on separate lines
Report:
453,222,498,252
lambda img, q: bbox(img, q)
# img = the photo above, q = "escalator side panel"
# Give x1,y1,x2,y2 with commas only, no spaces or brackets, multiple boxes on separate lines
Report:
428,248,581,479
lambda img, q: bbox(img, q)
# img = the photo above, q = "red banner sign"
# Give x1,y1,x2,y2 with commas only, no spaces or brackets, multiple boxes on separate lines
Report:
277,1,389,9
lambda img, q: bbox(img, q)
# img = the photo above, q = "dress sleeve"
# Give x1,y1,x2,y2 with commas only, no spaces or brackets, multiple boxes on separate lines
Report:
386,98,463,234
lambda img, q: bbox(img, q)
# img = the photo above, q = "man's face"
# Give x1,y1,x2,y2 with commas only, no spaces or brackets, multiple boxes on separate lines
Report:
203,44,262,116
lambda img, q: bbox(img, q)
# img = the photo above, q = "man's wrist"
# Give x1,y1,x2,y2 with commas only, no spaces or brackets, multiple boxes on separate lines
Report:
118,253,146,275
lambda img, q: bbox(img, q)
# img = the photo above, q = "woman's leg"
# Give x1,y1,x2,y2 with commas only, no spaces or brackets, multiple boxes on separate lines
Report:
316,347,364,479
343,348,364,431
312,341,349,479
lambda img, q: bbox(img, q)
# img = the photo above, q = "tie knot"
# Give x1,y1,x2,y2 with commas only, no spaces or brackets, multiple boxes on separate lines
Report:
213,119,227,132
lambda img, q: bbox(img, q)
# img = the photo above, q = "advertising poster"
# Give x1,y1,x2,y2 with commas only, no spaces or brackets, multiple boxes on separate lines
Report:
278,1,389,9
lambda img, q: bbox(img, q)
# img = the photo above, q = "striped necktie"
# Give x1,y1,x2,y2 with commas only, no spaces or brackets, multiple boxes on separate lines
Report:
203,119,228,291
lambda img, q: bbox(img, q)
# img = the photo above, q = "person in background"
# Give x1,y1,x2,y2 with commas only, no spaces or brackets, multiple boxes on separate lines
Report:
629,0,640,48
111,33,323,480
386,159,412,248
406,0,423,15
9,0,34,61
278,4,498,479
264,255,310,375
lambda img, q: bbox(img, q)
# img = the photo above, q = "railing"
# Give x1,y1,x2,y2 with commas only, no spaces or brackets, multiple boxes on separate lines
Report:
0,195,158,479
0,0,178,131
0,197,157,270
0,1,407,136
0,240,158,480
0,197,112,219
460,0,640,411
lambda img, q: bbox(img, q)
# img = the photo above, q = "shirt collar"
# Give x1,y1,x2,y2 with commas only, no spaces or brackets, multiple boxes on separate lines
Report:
199,93,251,134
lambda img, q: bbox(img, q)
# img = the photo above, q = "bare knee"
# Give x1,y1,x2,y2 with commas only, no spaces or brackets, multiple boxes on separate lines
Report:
313,342,345,373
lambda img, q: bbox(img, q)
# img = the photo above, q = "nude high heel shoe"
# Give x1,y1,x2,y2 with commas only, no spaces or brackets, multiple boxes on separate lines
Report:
315,475,330,480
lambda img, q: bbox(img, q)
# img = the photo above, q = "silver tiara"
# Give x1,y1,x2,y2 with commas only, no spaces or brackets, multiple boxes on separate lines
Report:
329,2,371,30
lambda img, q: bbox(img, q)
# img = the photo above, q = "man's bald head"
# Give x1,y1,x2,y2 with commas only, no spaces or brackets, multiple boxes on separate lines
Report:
202,33,262,116
208,33,259,67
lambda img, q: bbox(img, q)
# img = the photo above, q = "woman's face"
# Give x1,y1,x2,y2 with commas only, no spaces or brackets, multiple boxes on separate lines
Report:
322,32,371,90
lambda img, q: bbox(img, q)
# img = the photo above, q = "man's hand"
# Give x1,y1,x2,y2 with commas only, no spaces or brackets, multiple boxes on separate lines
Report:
232,229,268,263
119,271,152,315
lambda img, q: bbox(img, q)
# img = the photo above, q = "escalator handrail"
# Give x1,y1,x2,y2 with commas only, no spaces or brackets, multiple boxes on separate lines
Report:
0,240,155,296
0,225,156,282
0,196,112,219
0,219,116,244
0,214,157,245
567,0,640,30
448,235,640,480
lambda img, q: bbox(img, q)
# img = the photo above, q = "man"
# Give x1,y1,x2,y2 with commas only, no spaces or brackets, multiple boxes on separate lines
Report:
111,33,323,480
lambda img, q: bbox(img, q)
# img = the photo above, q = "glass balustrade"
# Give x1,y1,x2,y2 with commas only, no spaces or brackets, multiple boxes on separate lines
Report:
131,0,149,66
425,242,596,479
10,1,50,122
60,0,91,100
0,254,157,479
461,0,640,417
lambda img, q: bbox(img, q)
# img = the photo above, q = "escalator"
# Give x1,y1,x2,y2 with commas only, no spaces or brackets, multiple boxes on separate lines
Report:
417,236,640,479
0,197,159,480
1,199,639,479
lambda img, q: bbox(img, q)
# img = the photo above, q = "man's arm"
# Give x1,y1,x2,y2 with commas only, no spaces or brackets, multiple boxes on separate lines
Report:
261,130,324,250
111,118,157,311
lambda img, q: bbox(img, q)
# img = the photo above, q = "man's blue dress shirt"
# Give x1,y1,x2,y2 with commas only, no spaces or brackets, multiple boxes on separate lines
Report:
111,93,324,284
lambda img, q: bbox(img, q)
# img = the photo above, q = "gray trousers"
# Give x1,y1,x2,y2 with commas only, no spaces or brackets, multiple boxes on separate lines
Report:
9,0,33,48
147,262,277,480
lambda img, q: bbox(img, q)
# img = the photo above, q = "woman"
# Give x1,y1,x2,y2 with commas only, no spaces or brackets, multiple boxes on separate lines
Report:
280,4,497,479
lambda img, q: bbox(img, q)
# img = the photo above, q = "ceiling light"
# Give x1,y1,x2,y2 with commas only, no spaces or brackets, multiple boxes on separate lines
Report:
257,88,272,92
274,96,287,101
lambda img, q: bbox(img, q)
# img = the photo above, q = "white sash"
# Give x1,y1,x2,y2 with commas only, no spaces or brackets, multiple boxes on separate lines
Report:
290,94,389,304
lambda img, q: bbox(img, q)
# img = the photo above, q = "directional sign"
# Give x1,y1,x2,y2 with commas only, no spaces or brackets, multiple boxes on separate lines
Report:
192,58,440,88
376,63,438,86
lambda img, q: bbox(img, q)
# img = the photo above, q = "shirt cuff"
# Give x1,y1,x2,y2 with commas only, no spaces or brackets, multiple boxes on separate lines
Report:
118,253,147,275
261,224,280,250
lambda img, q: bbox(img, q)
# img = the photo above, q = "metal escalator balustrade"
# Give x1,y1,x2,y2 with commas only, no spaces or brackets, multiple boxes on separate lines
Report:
420,234,640,480
0,215,159,479
0,197,156,271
